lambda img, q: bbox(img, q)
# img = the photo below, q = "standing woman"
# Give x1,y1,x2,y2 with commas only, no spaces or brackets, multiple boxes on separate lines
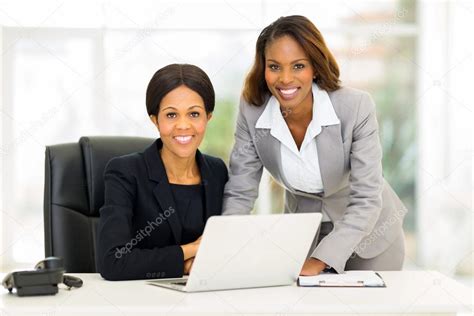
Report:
97,64,228,280
223,16,407,275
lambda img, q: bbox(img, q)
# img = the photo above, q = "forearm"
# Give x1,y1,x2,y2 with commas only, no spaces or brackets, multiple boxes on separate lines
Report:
98,204,185,280
98,244,184,281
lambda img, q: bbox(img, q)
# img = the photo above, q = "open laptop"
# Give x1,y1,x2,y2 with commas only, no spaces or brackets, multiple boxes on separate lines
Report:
148,213,322,292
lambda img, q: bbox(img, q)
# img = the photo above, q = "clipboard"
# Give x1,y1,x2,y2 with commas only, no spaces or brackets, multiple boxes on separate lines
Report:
297,271,386,288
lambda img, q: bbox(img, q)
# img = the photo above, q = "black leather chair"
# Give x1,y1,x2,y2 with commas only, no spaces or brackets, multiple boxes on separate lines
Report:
43,136,155,272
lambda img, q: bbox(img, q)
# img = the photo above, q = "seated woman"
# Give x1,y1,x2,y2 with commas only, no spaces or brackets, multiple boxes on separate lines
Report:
97,64,228,281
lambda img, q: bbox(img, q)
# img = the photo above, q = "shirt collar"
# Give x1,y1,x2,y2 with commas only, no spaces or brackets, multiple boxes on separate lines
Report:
255,83,340,154
307,83,340,138
255,83,340,130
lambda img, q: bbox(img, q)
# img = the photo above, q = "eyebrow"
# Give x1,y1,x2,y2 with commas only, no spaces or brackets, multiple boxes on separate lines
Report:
160,105,204,111
266,58,309,64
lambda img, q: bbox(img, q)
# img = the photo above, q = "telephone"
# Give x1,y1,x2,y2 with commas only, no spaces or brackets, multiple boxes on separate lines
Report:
2,257,83,296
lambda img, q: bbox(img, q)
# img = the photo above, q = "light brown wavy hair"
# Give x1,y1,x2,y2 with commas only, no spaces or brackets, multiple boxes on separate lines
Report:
243,15,341,106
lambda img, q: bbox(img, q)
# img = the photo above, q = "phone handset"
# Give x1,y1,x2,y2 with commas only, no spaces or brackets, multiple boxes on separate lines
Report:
2,257,83,296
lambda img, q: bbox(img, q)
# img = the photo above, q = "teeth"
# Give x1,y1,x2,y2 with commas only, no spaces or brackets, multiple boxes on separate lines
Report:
279,88,297,95
174,136,192,143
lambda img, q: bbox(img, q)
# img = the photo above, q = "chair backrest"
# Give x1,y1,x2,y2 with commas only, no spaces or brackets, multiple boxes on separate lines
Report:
43,136,155,272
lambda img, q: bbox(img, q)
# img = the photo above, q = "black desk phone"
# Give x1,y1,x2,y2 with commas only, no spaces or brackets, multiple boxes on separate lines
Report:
2,257,83,296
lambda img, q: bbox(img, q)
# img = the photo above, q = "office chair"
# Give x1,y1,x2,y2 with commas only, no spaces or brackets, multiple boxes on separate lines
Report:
43,136,154,272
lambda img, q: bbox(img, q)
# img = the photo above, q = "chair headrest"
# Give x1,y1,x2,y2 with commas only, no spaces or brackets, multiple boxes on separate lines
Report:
79,136,155,213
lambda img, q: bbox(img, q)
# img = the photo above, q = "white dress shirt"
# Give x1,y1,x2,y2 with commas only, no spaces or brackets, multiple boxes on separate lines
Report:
256,83,340,221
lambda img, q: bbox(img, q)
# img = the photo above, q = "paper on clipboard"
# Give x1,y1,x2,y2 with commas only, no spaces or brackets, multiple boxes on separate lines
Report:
298,271,386,287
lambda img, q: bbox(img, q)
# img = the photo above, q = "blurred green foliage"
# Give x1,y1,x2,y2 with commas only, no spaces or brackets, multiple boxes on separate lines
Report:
199,99,237,164
371,36,417,232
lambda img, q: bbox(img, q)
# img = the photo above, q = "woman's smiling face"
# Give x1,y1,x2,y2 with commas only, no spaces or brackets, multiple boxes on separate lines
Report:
264,35,315,110
150,85,211,159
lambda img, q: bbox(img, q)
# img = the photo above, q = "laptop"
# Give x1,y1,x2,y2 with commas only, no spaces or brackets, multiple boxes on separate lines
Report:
148,213,322,292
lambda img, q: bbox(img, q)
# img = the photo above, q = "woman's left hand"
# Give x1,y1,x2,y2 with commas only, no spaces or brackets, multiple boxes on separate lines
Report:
299,258,327,276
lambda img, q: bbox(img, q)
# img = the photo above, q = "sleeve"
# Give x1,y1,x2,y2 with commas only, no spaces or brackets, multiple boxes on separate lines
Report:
222,97,264,215
311,92,384,273
97,157,184,281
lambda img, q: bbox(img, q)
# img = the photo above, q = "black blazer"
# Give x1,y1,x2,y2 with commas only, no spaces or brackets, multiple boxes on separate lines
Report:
97,139,228,281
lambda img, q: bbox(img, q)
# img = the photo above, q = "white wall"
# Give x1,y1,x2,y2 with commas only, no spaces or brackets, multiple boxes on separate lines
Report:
417,0,472,276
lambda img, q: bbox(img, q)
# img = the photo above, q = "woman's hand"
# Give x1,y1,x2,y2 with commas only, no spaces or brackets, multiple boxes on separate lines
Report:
300,258,328,276
180,236,202,261
183,258,194,275
181,236,202,274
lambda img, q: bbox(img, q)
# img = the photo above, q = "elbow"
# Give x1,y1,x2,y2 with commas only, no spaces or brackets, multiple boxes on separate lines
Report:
97,252,127,281
99,264,123,281
99,270,121,281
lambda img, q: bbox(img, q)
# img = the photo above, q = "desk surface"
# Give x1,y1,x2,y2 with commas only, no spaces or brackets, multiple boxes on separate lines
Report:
0,270,472,315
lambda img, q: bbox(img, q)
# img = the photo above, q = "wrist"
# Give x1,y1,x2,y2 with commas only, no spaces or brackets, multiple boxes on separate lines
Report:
311,257,328,269
181,244,195,260
316,259,335,273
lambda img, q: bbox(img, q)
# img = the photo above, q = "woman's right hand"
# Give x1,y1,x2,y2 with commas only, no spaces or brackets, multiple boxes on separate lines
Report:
183,258,194,275
180,236,202,261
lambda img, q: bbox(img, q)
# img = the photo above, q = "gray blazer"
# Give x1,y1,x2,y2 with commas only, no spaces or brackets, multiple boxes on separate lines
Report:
222,86,407,273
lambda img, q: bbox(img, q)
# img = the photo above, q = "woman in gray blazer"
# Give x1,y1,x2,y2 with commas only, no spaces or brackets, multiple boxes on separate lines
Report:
222,15,407,275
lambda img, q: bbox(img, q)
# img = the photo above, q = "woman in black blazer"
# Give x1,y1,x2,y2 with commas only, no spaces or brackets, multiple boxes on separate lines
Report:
97,64,228,281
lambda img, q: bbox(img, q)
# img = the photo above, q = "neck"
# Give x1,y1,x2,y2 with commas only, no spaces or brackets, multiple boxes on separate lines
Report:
283,92,313,125
160,147,200,184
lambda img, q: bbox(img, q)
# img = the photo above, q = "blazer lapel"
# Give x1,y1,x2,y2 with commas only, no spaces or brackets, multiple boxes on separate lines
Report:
316,124,344,197
254,128,294,190
144,139,182,245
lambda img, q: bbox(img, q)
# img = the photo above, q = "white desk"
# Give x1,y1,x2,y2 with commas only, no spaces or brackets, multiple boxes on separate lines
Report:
1,271,472,315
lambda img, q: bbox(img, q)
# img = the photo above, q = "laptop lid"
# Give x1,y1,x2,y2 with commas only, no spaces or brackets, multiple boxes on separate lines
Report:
184,213,322,292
